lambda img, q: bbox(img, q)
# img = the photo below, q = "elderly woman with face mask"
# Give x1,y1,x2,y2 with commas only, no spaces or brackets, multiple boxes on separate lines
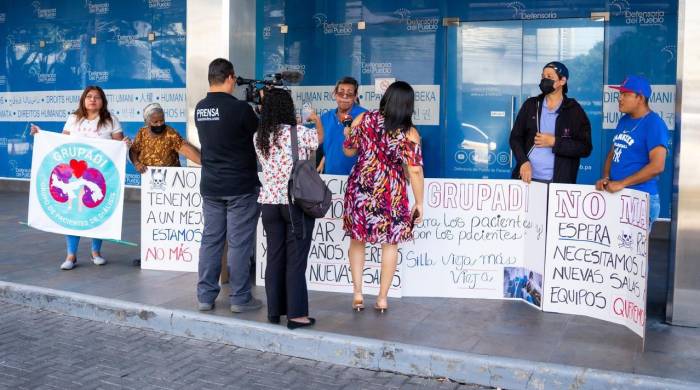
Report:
129,103,201,172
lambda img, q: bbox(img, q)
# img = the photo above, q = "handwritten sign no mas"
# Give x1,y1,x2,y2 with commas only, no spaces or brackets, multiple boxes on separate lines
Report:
543,184,649,337
141,167,202,272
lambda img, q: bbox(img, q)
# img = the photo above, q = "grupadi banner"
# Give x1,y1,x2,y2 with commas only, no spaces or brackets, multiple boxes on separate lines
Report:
28,131,126,240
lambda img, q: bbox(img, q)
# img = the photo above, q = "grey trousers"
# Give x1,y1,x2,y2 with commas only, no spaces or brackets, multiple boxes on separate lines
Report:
197,192,260,305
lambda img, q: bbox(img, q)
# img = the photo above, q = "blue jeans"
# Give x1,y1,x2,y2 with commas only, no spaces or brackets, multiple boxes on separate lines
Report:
66,235,103,256
197,192,261,305
649,194,661,231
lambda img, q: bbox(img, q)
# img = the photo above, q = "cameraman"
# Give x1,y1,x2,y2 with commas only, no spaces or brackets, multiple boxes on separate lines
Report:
194,58,262,313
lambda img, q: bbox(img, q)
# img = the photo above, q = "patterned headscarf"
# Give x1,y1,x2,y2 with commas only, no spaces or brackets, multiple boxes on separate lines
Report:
143,103,164,123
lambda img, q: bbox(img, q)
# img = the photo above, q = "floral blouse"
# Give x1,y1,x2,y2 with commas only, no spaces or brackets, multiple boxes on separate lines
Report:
130,126,184,167
255,124,318,204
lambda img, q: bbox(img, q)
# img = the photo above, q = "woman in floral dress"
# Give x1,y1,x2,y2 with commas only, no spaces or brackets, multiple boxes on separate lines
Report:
342,81,424,312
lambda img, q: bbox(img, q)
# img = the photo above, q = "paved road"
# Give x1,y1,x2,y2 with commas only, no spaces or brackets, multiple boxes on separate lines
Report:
0,301,488,390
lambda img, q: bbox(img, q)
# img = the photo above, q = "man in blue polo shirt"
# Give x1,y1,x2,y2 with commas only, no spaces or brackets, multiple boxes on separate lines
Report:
595,75,669,228
318,76,367,175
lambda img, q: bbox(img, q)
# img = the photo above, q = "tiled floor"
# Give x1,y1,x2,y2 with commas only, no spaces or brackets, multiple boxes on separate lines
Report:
1,192,698,383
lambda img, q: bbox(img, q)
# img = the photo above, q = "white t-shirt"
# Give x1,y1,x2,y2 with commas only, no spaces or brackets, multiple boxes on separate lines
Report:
63,114,122,139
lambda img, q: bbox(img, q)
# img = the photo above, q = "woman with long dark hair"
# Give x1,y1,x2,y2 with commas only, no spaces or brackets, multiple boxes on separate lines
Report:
30,85,130,270
342,81,424,312
254,88,324,329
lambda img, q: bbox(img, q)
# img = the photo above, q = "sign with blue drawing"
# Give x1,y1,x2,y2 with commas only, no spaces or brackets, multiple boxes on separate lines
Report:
28,131,126,240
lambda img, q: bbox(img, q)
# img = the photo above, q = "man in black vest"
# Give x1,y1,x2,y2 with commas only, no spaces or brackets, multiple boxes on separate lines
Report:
194,58,262,313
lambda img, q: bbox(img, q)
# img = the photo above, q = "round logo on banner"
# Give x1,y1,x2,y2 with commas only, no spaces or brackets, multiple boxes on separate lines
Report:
36,142,120,230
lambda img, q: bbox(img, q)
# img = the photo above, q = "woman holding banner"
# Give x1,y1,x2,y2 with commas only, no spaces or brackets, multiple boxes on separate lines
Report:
30,85,130,270
509,61,592,184
342,81,424,313
129,103,201,173
254,88,324,330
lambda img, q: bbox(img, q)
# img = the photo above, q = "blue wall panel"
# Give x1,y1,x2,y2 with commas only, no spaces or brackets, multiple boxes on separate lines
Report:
0,0,187,186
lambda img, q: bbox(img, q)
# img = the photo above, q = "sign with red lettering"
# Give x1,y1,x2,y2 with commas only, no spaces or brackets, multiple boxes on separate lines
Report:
140,167,202,272
542,184,649,338
401,179,548,306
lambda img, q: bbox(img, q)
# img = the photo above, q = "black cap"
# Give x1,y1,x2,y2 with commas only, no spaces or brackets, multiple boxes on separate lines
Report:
544,61,569,80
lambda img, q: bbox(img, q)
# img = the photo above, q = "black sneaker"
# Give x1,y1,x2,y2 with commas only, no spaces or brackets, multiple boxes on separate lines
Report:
230,298,263,313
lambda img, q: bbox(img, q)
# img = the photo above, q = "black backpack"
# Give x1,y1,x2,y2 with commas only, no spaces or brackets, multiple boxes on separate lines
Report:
288,125,332,218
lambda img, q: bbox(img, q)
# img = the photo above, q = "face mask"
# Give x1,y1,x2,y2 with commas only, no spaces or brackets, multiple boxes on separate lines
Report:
539,78,556,95
150,124,166,134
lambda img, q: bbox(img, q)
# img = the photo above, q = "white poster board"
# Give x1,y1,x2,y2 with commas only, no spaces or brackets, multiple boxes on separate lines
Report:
28,131,126,240
543,184,649,337
256,175,402,297
140,167,202,272
401,179,548,307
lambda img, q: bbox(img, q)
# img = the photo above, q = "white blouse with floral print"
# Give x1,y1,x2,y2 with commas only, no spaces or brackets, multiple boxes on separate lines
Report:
255,124,319,204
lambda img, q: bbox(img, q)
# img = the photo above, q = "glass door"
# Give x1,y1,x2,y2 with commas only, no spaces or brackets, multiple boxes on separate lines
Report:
444,20,522,179
444,18,605,181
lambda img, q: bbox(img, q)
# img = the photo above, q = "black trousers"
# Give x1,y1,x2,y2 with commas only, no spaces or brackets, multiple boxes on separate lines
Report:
261,203,315,318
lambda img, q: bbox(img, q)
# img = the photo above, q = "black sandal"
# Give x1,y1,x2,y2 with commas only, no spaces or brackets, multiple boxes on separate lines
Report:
287,317,316,330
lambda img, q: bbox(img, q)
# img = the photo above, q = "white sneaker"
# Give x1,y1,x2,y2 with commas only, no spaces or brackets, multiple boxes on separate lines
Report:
60,260,76,270
92,256,107,266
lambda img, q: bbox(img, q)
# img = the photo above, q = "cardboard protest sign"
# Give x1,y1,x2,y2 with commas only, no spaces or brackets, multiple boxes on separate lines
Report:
401,179,548,307
141,167,202,272
543,184,649,337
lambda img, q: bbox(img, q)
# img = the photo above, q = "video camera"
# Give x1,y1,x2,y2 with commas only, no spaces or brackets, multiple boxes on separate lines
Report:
236,71,303,105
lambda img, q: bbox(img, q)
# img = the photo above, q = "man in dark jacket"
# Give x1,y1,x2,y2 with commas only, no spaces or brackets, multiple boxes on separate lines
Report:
509,61,593,184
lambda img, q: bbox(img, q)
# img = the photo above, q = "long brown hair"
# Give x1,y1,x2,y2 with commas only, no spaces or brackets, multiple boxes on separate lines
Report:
74,86,113,128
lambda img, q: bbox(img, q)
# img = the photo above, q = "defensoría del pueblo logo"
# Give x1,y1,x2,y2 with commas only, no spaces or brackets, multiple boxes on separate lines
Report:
36,142,120,230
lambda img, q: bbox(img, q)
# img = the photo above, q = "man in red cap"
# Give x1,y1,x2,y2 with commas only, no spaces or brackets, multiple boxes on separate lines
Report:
595,75,669,228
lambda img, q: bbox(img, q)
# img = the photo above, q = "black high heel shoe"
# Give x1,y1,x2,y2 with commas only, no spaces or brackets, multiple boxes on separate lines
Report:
268,315,281,324
287,317,316,330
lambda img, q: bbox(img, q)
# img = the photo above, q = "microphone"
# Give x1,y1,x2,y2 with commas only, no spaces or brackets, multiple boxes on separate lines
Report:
236,76,256,86
341,114,353,128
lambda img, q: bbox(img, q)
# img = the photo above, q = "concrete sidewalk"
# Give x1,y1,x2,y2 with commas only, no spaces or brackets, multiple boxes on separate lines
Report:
1,191,699,389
